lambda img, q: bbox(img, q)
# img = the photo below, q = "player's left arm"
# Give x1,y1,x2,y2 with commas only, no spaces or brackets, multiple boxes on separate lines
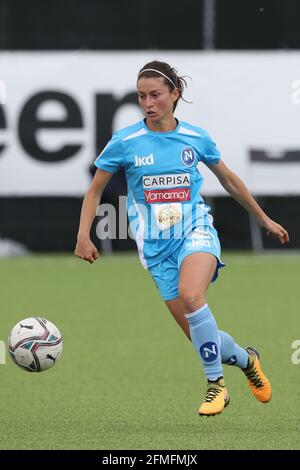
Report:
207,160,289,245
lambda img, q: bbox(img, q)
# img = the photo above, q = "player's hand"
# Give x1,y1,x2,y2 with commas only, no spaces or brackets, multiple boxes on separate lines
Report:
261,218,289,245
74,236,100,263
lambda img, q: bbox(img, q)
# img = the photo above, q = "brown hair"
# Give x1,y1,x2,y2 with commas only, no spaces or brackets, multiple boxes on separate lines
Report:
137,60,188,111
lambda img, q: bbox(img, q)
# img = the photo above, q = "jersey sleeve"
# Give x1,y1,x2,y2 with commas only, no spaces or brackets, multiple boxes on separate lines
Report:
94,133,124,173
200,132,221,166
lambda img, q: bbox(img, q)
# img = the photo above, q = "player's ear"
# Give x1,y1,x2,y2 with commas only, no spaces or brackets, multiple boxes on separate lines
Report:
171,87,180,102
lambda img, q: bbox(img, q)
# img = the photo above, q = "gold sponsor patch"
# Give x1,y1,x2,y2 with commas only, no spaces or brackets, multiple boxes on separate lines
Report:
154,203,182,230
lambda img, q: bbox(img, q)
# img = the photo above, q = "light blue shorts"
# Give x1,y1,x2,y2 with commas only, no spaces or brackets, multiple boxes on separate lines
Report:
148,226,225,301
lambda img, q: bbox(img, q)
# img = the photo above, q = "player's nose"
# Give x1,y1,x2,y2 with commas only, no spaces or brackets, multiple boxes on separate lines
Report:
144,96,153,108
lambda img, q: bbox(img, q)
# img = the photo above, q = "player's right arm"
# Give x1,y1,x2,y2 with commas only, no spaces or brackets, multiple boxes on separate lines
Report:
75,169,113,263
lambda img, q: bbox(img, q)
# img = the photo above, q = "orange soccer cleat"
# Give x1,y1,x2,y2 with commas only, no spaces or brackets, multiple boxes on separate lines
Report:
199,378,230,416
242,347,272,403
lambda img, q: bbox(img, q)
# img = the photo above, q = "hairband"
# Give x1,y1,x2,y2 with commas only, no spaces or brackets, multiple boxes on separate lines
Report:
138,68,176,88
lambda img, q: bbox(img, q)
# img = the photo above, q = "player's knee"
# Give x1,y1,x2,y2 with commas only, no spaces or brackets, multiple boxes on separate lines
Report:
179,290,206,313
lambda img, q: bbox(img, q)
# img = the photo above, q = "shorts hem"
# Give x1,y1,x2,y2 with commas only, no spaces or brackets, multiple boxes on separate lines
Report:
178,250,225,283
162,292,179,301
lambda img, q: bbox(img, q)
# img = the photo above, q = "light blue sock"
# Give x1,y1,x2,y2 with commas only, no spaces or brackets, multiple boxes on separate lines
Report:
185,304,223,381
218,330,248,369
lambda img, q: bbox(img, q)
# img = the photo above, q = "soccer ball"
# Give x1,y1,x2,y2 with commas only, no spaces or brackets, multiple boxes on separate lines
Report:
8,317,63,372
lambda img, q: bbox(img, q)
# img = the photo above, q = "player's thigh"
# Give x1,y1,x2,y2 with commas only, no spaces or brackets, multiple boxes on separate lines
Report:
178,252,217,311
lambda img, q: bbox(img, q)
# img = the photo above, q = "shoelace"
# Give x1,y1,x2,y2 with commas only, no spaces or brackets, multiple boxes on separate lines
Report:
204,386,222,403
245,366,264,388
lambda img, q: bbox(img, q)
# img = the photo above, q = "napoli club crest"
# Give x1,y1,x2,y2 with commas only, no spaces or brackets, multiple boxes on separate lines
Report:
181,147,195,167
199,342,218,362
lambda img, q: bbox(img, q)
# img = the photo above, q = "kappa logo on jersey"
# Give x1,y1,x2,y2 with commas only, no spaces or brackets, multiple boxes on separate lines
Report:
200,342,218,362
181,147,195,167
143,174,190,189
134,153,154,167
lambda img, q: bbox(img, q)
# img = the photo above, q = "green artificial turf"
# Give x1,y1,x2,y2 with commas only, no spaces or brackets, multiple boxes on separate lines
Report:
0,252,299,449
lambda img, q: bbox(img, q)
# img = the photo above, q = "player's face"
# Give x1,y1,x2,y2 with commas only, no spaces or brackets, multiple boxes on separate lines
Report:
137,77,179,123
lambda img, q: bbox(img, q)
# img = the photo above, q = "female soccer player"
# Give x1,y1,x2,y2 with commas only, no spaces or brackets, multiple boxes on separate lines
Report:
75,61,289,416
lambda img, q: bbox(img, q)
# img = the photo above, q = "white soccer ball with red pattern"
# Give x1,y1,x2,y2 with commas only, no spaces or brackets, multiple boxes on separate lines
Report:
8,317,63,372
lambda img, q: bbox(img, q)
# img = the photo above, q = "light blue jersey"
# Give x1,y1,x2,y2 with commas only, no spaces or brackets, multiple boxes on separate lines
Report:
94,119,221,269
